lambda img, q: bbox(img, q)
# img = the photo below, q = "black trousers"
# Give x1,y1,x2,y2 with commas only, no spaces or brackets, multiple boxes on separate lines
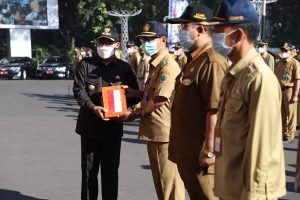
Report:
81,135,121,200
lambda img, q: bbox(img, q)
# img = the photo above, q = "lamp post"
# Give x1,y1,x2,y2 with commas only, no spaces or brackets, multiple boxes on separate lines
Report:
251,0,278,40
107,9,142,60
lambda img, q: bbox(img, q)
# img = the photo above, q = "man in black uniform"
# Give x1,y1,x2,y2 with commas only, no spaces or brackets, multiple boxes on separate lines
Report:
73,26,139,200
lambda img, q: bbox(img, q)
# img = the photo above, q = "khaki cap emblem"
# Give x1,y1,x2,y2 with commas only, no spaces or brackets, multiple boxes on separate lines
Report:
88,85,96,91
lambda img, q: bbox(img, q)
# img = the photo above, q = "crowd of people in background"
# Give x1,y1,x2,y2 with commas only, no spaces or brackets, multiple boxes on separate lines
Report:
72,0,300,200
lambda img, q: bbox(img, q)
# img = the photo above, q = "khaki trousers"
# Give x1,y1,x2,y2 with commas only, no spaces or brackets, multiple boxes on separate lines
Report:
282,88,297,139
177,161,218,200
147,141,185,200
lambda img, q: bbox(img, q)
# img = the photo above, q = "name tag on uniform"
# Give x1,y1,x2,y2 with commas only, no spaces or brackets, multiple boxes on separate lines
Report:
214,127,222,156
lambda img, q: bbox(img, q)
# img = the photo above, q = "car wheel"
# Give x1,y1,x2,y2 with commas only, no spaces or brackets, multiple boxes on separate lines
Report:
21,70,27,80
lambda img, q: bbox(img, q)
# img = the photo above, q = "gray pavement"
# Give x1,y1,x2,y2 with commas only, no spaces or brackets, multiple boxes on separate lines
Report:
0,79,299,200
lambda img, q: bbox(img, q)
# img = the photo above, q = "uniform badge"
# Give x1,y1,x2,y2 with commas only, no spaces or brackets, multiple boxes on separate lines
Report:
115,75,120,80
160,75,167,83
88,85,96,91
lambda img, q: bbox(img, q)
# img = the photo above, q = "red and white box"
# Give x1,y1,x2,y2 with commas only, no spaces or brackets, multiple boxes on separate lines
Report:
102,85,127,118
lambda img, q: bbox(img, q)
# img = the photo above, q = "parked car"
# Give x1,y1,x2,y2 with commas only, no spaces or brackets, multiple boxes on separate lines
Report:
0,57,36,79
36,56,73,79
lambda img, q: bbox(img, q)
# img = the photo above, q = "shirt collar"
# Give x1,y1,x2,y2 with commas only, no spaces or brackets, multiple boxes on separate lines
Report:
151,49,169,67
262,51,268,58
191,41,213,58
286,56,293,63
229,47,259,77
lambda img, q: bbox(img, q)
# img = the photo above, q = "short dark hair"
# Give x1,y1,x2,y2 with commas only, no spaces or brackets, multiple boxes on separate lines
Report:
233,23,260,43
203,25,215,36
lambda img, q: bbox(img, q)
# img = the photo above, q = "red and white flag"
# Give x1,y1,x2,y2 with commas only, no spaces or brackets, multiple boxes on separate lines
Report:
106,89,123,113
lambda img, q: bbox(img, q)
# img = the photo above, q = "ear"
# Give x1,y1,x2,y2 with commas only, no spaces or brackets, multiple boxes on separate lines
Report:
234,28,243,43
161,36,167,44
196,25,205,34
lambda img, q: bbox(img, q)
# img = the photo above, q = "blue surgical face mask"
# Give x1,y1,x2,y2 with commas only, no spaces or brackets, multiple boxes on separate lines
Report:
212,30,238,57
178,27,198,50
142,40,158,56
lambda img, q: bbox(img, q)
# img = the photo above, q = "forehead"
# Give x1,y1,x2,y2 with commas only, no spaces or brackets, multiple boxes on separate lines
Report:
213,24,234,33
96,38,115,45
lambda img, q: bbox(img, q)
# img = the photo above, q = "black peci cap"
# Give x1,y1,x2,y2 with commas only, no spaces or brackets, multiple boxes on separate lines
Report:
96,26,119,42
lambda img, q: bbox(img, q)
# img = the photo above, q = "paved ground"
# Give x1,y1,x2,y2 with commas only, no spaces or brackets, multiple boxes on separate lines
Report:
0,79,299,200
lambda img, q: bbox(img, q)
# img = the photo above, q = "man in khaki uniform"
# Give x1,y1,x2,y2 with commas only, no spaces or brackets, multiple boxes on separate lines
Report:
127,41,141,73
174,43,188,69
167,5,227,200
275,42,300,143
211,0,286,199
123,21,185,200
257,40,275,71
136,49,151,90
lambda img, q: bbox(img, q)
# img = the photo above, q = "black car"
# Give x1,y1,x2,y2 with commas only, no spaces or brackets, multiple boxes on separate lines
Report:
0,57,36,79
36,56,73,79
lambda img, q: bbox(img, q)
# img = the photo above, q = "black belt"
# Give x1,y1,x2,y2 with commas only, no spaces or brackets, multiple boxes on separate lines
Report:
281,86,292,91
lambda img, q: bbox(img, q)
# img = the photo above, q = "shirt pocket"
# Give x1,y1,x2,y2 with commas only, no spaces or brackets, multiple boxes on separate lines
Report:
224,98,243,113
85,78,101,94
179,76,194,86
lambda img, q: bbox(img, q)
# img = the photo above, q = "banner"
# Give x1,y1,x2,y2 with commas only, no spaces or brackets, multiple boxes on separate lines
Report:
0,0,58,29
168,0,190,45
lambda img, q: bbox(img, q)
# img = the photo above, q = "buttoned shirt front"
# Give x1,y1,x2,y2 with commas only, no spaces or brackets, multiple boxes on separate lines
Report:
214,48,286,200
275,56,300,87
138,49,180,142
169,42,228,166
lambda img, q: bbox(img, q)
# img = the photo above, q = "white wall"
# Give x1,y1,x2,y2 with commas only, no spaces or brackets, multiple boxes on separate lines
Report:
9,29,32,58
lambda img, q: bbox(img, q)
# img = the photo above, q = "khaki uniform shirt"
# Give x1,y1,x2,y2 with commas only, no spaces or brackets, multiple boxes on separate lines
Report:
169,42,228,166
128,52,141,73
175,54,188,69
138,49,180,142
214,48,286,200
275,57,300,88
136,54,150,79
261,52,274,71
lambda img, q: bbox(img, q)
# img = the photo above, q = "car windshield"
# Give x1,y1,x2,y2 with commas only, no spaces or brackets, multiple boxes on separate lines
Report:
0,57,27,64
43,57,70,64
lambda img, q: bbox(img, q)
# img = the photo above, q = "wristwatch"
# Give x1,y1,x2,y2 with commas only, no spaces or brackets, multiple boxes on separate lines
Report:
203,149,215,158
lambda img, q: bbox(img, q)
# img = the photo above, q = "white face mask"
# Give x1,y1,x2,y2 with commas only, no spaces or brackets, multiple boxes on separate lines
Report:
258,47,265,54
212,30,238,57
282,52,290,59
174,50,180,56
178,26,198,50
97,45,115,59
127,48,133,54
80,51,86,57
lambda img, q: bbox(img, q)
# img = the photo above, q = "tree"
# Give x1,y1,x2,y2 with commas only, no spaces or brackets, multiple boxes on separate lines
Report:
58,0,111,50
